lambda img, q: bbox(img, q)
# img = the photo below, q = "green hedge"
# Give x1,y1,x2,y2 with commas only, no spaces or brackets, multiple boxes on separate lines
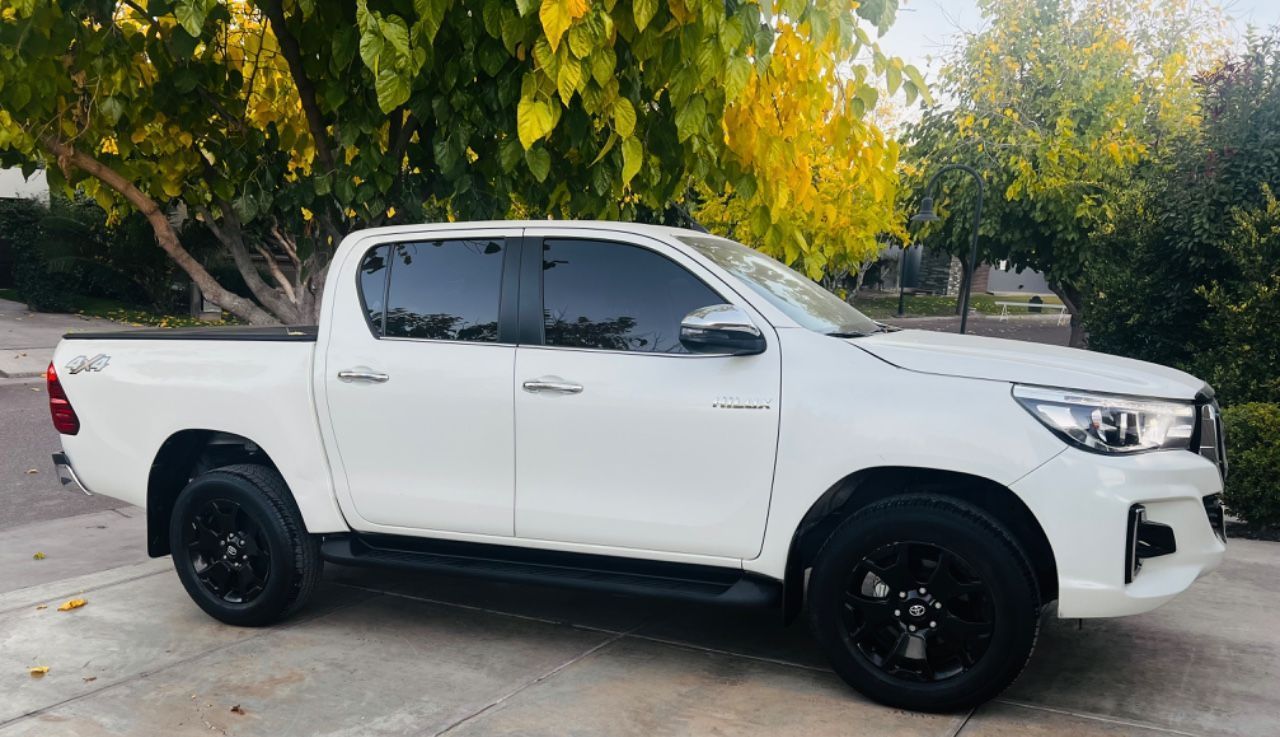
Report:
1222,403,1280,529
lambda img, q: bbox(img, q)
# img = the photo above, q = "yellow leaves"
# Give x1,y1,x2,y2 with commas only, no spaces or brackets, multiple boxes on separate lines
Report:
1105,140,1122,165
57,598,86,611
385,206,396,218
611,98,636,138
621,136,642,188
517,96,556,149
539,0,588,53
300,206,313,221
32,551,45,560
99,137,119,155
29,666,50,678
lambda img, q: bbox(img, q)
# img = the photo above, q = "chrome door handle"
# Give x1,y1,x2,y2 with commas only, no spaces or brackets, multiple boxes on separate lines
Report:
522,379,583,394
338,369,390,383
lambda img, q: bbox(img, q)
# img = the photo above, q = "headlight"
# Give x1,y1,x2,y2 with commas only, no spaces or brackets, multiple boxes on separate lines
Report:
1013,385,1196,454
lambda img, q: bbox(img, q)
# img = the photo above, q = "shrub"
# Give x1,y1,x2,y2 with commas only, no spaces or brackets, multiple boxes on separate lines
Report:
1221,403,1280,529
0,197,78,312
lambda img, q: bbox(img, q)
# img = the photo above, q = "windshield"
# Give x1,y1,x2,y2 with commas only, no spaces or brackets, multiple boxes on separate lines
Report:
679,235,881,337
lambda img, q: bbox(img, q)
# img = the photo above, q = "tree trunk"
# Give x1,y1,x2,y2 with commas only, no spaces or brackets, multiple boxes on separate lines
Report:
42,137,280,326
1048,280,1087,348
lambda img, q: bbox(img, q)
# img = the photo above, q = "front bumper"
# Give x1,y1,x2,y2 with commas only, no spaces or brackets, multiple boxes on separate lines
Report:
1012,447,1225,618
51,452,94,495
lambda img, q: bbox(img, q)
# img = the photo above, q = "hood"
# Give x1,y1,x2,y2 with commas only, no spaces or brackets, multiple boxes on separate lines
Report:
853,330,1206,400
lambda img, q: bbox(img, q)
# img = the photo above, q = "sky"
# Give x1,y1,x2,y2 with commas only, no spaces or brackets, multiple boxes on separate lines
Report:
878,0,1280,78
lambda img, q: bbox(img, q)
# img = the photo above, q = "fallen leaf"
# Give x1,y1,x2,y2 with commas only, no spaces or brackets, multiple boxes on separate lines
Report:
57,598,87,611
29,666,49,678
35,604,47,610
230,705,246,715
33,551,46,560
25,468,38,475
31,387,42,392
83,676,97,683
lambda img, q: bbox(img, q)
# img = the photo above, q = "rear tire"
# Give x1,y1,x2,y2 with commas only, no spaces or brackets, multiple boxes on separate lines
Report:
169,464,321,626
807,494,1040,712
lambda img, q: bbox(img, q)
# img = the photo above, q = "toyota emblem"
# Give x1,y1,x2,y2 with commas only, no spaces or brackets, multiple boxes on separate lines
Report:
908,604,926,618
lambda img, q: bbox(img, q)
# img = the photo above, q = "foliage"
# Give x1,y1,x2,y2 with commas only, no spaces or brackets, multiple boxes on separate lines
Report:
901,0,1222,345
0,192,189,312
0,0,916,324
0,195,77,311
1085,33,1280,404
1221,403,1280,529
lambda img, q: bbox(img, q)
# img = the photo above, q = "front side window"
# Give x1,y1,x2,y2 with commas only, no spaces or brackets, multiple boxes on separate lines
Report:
679,235,880,337
359,239,506,342
541,239,725,354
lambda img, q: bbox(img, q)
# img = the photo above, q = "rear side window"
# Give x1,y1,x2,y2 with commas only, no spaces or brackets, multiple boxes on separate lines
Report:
358,239,506,342
541,239,724,354
358,245,391,332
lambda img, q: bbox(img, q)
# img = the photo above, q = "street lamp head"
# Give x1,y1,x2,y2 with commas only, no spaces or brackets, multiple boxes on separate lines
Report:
911,196,940,224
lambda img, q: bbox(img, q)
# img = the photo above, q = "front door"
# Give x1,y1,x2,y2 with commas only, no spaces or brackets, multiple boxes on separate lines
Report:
513,231,781,559
324,229,521,536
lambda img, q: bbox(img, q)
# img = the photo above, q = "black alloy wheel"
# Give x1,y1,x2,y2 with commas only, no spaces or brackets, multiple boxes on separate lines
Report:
182,498,272,604
170,464,321,627
807,494,1041,712
841,541,994,682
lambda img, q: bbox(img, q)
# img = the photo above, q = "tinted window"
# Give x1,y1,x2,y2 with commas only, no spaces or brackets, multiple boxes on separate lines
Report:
375,239,505,342
542,239,724,353
358,245,391,334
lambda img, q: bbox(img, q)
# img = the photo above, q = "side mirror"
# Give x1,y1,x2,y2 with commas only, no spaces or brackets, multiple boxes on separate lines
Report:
679,304,766,356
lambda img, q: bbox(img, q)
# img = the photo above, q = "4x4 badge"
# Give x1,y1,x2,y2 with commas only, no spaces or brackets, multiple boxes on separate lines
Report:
65,354,111,375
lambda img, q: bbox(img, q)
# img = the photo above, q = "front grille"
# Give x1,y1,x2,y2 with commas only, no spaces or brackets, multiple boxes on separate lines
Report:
1193,400,1228,480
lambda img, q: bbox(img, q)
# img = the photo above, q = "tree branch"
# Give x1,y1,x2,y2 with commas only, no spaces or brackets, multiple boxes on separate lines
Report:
260,0,336,174
201,200,302,322
41,136,279,325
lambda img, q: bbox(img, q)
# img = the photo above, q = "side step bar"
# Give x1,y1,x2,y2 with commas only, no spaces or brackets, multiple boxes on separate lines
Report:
320,534,781,608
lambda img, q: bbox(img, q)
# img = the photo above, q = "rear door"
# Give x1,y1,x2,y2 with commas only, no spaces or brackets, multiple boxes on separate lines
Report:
513,229,782,559
323,228,521,536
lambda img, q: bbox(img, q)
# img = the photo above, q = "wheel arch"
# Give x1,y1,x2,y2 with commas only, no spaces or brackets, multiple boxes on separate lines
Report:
146,429,284,557
782,466,1058,623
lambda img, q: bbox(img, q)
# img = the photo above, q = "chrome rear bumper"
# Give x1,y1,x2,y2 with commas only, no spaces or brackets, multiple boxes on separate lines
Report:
51,452,93,495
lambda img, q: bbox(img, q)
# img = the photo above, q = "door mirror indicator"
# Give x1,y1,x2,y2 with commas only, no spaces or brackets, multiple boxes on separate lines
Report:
679,304,766,356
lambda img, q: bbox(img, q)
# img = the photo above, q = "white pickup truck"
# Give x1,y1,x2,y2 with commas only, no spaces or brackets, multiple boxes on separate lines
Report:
47,221,1227,711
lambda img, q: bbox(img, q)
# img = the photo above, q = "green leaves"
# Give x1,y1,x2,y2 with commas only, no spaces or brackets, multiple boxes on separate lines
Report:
174,0,213,37
525,145,551,182
357,0,418,112
674,96,706,143
633,0,657,32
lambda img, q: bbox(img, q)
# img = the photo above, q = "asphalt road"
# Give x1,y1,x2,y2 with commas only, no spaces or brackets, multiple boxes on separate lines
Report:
0,379,128,531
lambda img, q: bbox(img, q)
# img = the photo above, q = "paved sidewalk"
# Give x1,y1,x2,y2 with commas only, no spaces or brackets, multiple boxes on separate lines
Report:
0,298,124,379
1,510,1276,737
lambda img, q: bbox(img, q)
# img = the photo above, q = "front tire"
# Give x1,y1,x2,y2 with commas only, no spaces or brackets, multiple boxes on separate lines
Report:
169,464,321,626
807,494,1041,712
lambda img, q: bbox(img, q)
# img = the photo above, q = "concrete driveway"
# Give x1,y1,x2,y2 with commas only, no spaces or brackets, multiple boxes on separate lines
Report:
0,297,124,379
1,505,1275,737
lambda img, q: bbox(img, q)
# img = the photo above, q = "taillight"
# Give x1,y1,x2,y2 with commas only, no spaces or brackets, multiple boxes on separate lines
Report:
47,362,80,435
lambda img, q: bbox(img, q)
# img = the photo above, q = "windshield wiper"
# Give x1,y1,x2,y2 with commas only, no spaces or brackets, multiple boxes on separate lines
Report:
826,330,872,338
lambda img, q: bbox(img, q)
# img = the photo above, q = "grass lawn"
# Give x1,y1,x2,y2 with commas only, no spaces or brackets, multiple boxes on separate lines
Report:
0,288,230,327
852,292,1063,319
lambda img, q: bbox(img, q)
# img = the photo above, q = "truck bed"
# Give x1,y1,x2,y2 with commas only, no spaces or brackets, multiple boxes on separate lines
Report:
63,325,319,341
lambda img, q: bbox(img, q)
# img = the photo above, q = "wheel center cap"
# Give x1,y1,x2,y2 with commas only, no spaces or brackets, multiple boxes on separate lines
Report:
226,545,239,557
907,603,927,618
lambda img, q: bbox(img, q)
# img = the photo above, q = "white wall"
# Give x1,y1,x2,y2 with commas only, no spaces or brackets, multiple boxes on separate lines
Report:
0,167,49,203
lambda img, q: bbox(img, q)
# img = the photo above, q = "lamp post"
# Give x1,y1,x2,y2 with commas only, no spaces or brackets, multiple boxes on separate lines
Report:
911,164,985,335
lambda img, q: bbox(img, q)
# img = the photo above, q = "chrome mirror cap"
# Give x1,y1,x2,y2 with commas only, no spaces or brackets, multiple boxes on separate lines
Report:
679,304,766,355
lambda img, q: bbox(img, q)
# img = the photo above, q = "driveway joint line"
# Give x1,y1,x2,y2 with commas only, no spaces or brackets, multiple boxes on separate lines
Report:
624,631,833,674
994,698,1206,736
0,568,169,617
945,707,976,737
428,623,641,737
0,589,382,730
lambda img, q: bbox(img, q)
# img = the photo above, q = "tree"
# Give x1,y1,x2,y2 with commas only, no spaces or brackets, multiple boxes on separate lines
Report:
901,0,1220,346
1085,33,1280,404
0,0,912,324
